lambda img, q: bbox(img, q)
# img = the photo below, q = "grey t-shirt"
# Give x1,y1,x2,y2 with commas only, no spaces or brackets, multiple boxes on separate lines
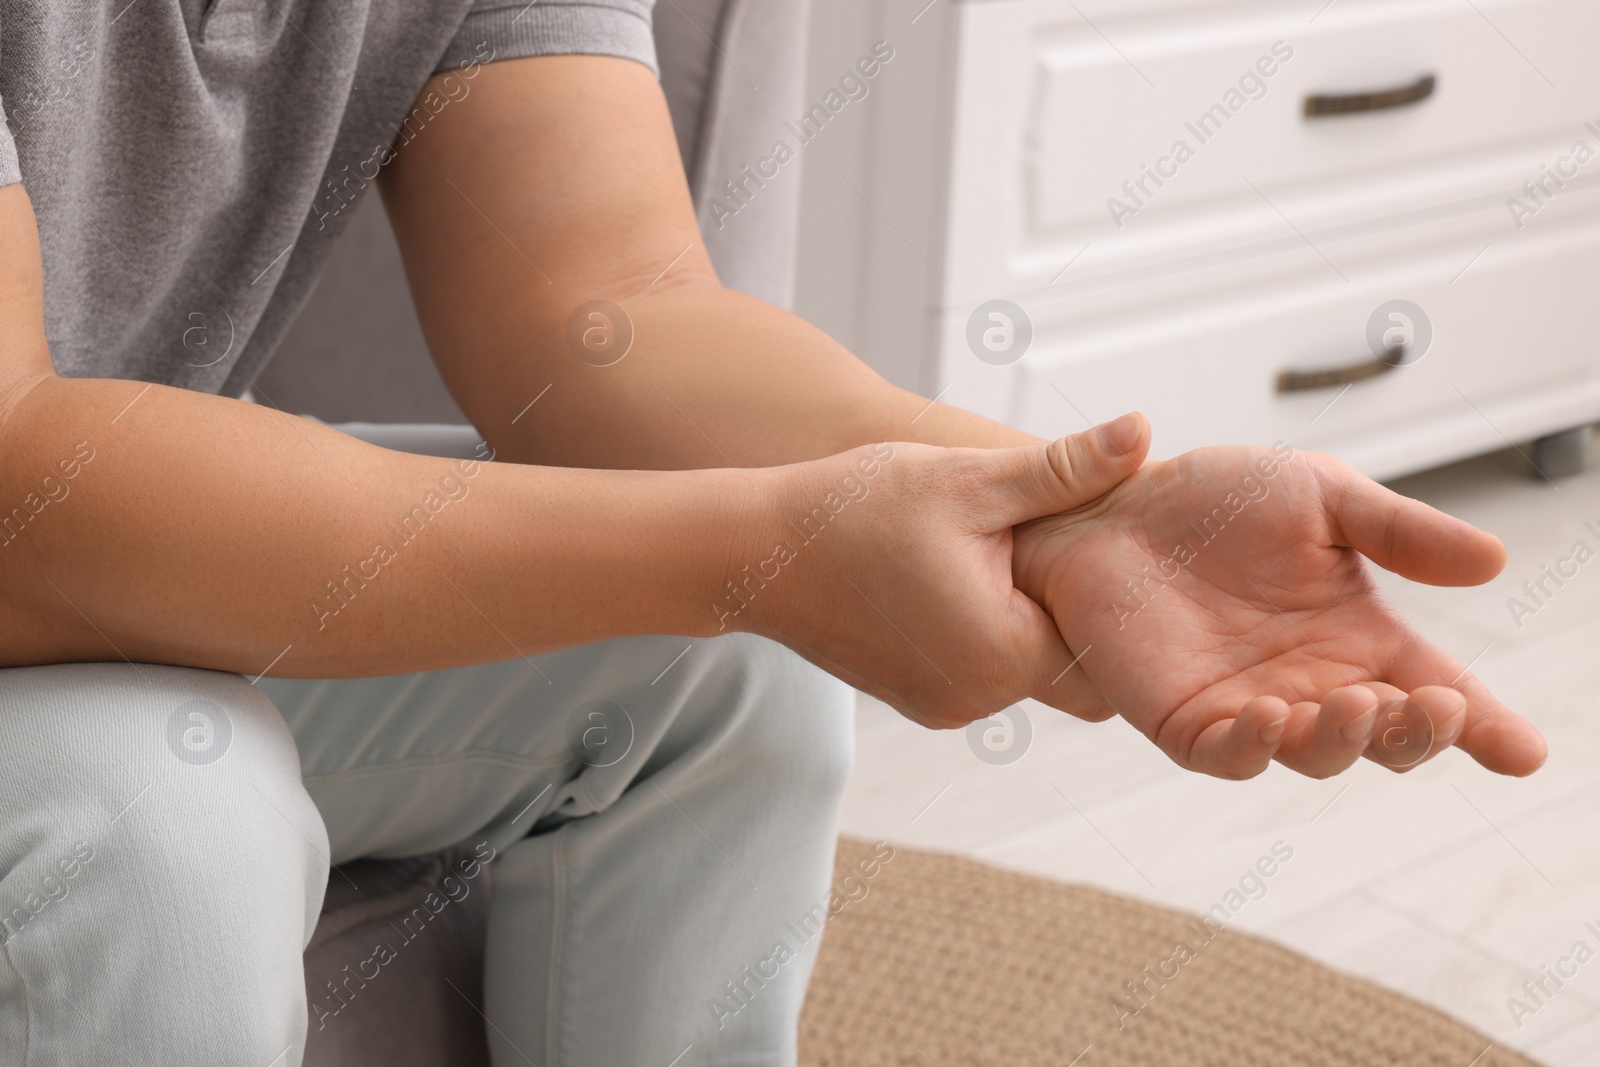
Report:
0,0,656,395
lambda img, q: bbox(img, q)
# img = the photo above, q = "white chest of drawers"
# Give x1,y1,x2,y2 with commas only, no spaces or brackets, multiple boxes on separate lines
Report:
795,0,1600,479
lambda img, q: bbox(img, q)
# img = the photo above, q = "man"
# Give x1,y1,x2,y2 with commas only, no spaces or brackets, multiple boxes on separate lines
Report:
0,1,1546,1064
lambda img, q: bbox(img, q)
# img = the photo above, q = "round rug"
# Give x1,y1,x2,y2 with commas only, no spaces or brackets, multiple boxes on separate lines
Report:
800,839,1540,1067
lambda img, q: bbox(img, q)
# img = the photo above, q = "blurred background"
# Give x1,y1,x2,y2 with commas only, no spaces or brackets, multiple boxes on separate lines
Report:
794,0,1600,481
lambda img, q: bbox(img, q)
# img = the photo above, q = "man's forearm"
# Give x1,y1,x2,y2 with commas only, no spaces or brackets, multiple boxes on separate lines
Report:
0,373,751,676
455,275,1040,471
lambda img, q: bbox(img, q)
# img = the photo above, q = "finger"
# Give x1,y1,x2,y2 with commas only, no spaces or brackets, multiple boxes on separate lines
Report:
1186,695,1289,780
1273,685,1380,779
1328,464,1506,586
1033,643,1114,722
1383,637,1547,776
1036,673,1115,722
1366,685,1468,772
984,412,1151,527
1017,594,1115,722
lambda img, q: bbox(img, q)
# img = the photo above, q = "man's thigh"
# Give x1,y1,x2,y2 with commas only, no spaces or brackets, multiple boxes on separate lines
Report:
260,632,848,865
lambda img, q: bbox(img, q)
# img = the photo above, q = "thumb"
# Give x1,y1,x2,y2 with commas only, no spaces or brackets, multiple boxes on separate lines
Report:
1329,464,1506,586
987,412,1150,526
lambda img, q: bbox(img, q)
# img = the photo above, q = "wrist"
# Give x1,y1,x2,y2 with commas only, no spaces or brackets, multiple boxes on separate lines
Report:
876,385,1040,450
699,465,786,639
703,443,899,641
562,464,781,643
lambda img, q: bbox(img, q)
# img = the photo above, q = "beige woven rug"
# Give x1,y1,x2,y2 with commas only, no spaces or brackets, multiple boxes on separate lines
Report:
800,839,1540,1067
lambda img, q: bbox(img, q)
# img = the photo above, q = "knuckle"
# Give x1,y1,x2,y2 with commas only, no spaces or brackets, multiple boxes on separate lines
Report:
1043,436,1081,491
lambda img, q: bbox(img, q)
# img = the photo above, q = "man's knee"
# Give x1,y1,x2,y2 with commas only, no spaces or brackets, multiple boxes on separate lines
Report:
0,662,319,853
0,663,327,1059
668,633,856,804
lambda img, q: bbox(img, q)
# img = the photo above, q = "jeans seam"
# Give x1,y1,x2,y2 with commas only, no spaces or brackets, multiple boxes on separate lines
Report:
302,748,573,785
0,936,32,1066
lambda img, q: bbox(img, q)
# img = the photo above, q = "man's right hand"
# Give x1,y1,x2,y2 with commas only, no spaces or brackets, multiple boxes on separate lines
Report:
1013,434,1547,781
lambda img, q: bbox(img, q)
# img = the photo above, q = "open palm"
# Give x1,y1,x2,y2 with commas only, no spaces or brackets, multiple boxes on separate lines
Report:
1013,435,1546,780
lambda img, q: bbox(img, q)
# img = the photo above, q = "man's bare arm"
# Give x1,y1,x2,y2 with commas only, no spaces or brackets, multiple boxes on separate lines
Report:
0,183,756,676
378,55,1027,471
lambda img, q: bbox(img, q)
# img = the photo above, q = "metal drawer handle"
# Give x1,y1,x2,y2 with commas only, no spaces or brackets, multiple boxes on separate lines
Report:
1277,345,1409,393
1305,74,1436,118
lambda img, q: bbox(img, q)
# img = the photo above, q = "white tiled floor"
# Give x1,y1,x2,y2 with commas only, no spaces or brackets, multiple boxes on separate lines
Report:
837,441,1600,1066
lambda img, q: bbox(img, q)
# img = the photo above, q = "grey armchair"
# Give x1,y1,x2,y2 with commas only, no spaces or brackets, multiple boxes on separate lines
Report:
259,2,815,1063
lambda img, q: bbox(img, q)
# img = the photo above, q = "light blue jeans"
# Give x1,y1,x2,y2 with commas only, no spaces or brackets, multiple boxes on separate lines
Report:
0,427,855,1067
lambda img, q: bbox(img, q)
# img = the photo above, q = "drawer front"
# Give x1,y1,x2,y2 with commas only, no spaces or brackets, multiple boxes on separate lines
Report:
931,208,1600,481
944,0,1600,302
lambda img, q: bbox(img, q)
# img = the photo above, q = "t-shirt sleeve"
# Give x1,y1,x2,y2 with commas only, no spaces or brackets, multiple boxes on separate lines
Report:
0,13,15,187
437,0,658,77
0,99,18,188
